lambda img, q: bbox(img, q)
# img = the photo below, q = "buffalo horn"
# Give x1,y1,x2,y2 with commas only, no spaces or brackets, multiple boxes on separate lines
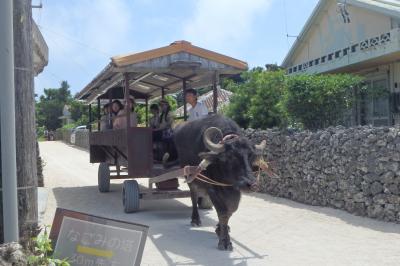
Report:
203,127,225,153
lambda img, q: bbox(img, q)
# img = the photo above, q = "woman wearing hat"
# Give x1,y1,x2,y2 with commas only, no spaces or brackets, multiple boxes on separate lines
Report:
100,103,112,131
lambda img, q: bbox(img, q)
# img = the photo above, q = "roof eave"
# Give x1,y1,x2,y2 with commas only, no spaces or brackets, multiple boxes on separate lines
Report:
281,0,400,68
281,0,328,68
346,0,400,19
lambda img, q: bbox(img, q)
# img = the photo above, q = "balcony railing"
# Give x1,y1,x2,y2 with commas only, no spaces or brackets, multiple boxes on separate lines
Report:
287,28,399,75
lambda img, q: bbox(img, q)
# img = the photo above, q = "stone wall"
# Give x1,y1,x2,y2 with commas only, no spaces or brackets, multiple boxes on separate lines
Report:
245,126,400,223
55,129,89,150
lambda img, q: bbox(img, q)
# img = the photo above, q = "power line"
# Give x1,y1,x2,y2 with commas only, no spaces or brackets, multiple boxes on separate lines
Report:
283,0,290,50
44,35,92,76
37,24,112,57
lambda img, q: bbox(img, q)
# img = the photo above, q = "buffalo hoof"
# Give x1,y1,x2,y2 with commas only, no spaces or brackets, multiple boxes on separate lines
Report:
218,239,233,251
191,219,201,227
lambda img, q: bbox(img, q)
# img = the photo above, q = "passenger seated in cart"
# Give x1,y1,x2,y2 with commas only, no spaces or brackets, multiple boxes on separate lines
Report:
153,99,173,141
100,103,112,131
111,99,123,117
113,98,138,129
149,103,160,131
151,100,178,163
185,88,208,121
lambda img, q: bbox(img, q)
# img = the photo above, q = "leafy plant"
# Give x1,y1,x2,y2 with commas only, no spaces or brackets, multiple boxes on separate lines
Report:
225,68,287,129
284,74,364,130
28,226,70,266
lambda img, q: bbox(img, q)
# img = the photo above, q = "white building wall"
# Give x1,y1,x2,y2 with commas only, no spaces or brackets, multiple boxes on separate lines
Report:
292,1,392,67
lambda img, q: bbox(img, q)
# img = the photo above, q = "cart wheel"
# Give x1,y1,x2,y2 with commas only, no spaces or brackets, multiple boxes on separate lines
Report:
198,196,213,209
122,180,140,213
98,163,110,193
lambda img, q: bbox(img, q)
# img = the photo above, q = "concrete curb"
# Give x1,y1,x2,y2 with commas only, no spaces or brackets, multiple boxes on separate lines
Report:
37,187,48,225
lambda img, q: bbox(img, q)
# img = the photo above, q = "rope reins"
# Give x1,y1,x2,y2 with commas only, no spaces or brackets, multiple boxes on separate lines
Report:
196,173,233,187
183,166,233,187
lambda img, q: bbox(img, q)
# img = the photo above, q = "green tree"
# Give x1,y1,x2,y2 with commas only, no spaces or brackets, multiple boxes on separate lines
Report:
284,74,364,130
36,81,72,130
225,68,287,129
69,100,89,126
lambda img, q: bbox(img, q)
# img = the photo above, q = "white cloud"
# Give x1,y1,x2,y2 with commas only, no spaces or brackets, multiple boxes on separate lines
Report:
35,0,134,63
183,0,273,51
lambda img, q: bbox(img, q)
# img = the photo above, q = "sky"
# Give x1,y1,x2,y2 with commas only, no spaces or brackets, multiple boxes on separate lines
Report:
33,0,320,96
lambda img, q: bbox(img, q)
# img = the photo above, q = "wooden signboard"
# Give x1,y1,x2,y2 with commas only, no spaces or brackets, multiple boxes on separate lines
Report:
50,208,148,266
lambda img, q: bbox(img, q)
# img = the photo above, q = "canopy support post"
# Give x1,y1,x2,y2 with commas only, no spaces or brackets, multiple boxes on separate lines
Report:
97,98,101,131
161,87,165,99
183,79,187,121
88,104,92,132
124,73,131,128
145,97,149,127
108,89,112,129
213,71,219,114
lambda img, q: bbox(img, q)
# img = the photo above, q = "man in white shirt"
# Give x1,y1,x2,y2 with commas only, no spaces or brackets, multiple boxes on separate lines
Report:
185,88,208,121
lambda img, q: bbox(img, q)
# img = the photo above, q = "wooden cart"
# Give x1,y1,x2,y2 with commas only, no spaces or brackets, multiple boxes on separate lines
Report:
76,41,247,213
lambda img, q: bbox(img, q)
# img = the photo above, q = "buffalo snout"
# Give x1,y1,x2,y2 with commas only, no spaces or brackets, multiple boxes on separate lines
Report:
237,175,260,192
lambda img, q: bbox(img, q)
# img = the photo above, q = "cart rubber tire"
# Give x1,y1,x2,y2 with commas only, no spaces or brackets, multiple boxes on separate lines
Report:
123,180,140,213
98,163,110,193
198,196,213,209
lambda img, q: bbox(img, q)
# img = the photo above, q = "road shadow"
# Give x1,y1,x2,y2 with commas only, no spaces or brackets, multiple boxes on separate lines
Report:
248,192,400,234
51,184,268,265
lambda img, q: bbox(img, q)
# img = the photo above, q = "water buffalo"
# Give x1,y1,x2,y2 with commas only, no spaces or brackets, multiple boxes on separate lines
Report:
173,114,266,250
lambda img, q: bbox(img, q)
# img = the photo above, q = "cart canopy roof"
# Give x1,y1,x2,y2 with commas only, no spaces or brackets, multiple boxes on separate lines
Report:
76,41,248,104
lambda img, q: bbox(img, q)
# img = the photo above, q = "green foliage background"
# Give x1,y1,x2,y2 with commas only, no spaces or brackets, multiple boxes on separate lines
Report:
36,81,72,131
283,74,364,130
224,68,379,130
225,68,287,129
36,69,388,134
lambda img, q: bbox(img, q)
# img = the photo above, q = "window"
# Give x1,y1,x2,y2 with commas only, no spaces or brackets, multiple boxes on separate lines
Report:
343,48,350,56
335,51,341,58
328,53,333,61
351,44,358,53
315,58,320,65
372,79,389,117
391,18,400,29
298,65,303,71
309,60,313,67
321,56,326,63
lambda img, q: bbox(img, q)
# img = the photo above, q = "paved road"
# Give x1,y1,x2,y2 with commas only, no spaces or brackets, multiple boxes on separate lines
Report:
40,141,400,266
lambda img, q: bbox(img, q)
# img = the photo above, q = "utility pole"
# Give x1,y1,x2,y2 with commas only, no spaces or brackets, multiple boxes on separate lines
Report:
0,0,19,242
13,0,39,242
